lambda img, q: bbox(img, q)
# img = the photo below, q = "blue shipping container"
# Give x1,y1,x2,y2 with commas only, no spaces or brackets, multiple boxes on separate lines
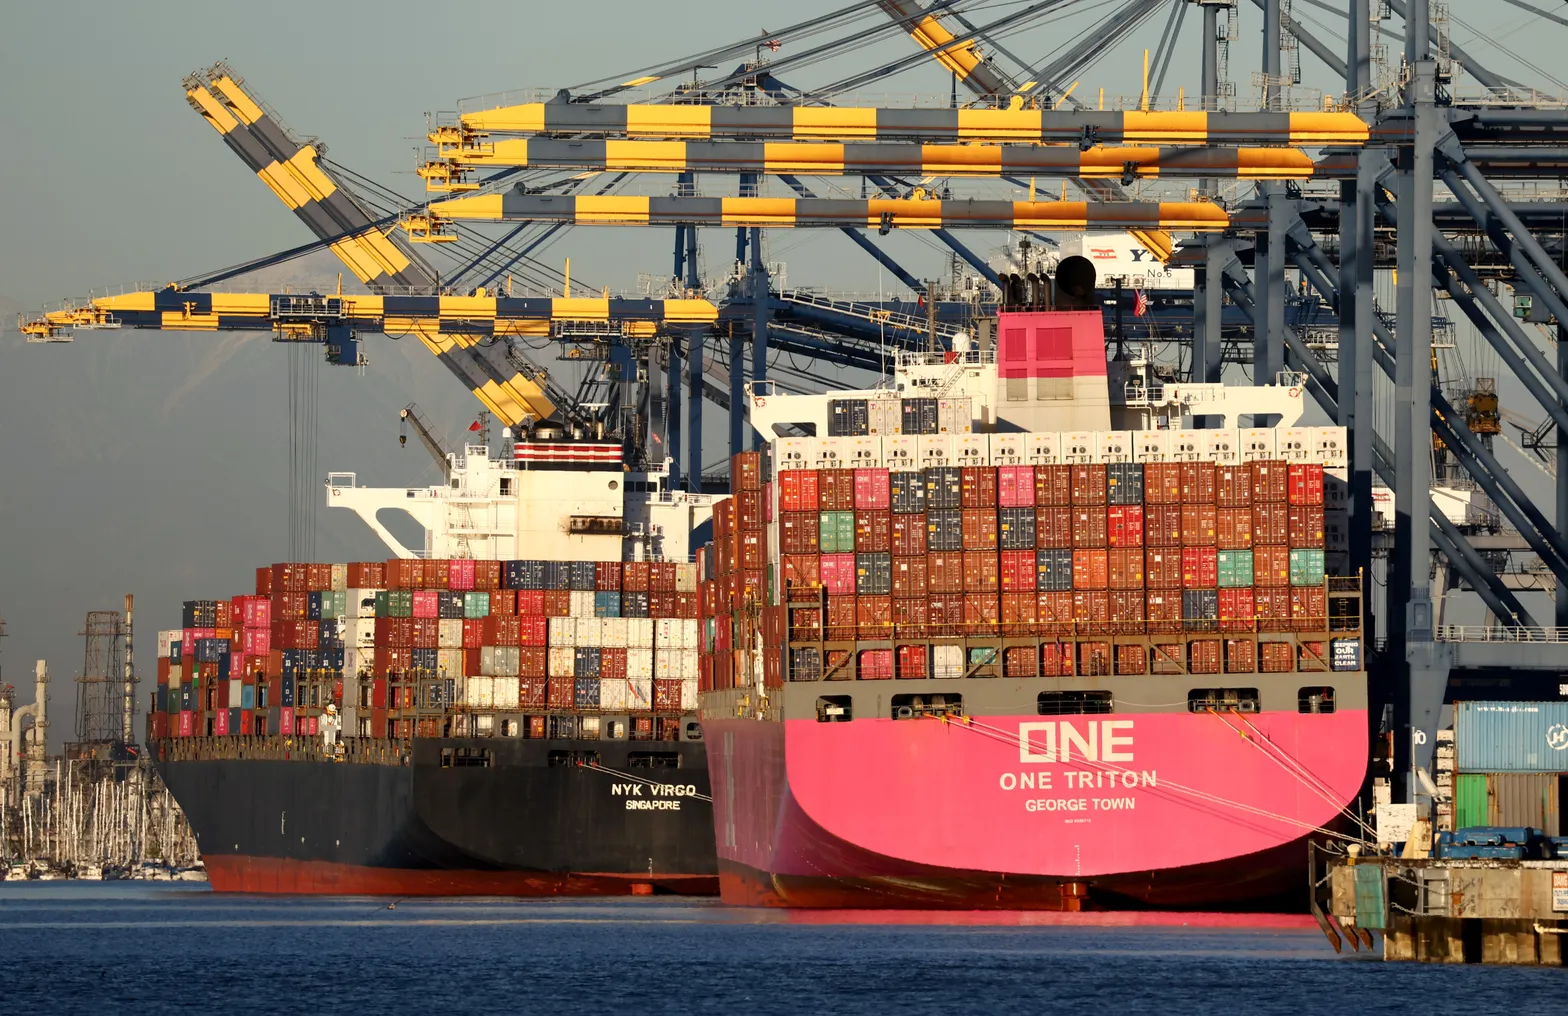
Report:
1456,701,1568,772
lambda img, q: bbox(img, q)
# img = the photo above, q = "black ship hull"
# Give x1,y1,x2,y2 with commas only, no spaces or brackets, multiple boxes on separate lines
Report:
155,737,717,895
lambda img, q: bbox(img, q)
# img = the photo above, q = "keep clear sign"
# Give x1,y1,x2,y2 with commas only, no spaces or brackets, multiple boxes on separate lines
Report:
1331,638,1362,672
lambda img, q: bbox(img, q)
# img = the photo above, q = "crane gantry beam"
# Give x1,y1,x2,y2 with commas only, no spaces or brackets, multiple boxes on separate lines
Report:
417,193,1230,234
418,139,1315,191
450,102,1370,146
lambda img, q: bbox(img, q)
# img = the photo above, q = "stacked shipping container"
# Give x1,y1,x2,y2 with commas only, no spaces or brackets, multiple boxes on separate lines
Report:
1442,702,1568,836
152,557,701,744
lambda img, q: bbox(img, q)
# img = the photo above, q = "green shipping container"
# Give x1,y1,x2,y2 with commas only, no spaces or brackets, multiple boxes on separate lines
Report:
320,589,346,620
374,590,390,618
1217,550,1254,588
819,511,856,553
387,590,414,618
1454,773,1489,830
464,592,491,619
1289,548,1325,586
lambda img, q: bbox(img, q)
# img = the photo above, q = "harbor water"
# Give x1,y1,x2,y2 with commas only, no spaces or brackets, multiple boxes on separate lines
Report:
0,883,1556,1014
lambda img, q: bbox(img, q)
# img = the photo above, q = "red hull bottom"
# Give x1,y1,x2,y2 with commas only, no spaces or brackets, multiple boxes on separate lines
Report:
716,836,1313,912
203,856,718,897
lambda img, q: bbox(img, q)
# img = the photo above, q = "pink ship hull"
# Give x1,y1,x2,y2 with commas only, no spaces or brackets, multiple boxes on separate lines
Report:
704,709,1367,910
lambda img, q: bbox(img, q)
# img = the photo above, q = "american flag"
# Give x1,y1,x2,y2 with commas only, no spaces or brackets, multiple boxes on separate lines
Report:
766,38,781,52
1133,289,1149,317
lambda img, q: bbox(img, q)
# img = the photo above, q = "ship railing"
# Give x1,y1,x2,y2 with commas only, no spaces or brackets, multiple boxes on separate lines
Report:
1435,624,1568,643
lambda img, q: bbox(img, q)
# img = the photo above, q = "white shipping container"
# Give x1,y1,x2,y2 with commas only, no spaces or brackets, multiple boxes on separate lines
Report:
1200,430,1238,464
167,665,182,690
916,434,955,465
628,678,653,709
681,619,700,650
938,397,972,434
954,433,989,465
655,649,681,678
1060,431,1095,462
351,590,381,618
1094,431,1131,462
576,617,604,647
680,649,699,679
845,435,882,467
1133,430,1170,462
814,436,849,467
1312,426,1348,467
601,617,629,648
627,649,654,678
628,618,654,649
988,433,1025,463
157,630,180,658
932,645,963,679
467,676,495,708
570,590,596,617
494,677,520,709
438,648,464,677
548,646,576,677
228,680,242,708
1024,431,1062,463
480,646,500,677
600,677,630,711
330,563,348,592
882,433,918,466
1169,429,1204,461
549,617,577,648
773,436,816,469
1239,428,1276,461
675,562,699,592
680,677,700,711
655,618,682,647
439,619,465,649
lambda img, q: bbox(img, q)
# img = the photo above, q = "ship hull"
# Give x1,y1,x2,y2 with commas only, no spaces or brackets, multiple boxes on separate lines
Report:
702,708,1367,910
156,737,718,896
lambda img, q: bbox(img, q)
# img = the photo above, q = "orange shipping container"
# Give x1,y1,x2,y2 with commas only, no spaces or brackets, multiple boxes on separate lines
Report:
856,595,892,637
1261,642,1295,673
1226,639,1256,673
1071,464,1108,505
1072,589,1110,633
1003,646,1037,678
1181,503,1218,546
1219,587,1256,633
962,593,1000,634
1287,505,1325,548
855,511,892,553
892,556,928,596
1146,548,1183,589
961,509,999,550
733,451,762,490
1217,507,1254,549
1146,590,1182,633
781,554,821,590
1255,588,1293,631
1252,460,1289,502
1253,545,1291,587
1079,641,1112,676
1253,502,1290,545
1072,508,1108,548
1037,590,1075,632
1000,591,1038,634
1291,586,1327,630
927,594,965,634
963,551,1000,592
1146,504,1183,548
1109,588,1145,633
960,467,998,507
927,552,965,593
1151,642,1185,673
1041,641,1074,676
819,469,856,510
1215,464,1252,508
779,470,821,512
893,597,926,629
1145,463,1182,504
1117,644,1148,675
1036,506,1074,549
1180,462,1217,503
1189,640,1221,674
1035,465,1072,506
1072,549,1109,589
1108,548,1145,589
891,513,926,556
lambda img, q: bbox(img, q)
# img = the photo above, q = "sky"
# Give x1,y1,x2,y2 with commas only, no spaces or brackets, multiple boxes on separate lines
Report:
1,0,1565,744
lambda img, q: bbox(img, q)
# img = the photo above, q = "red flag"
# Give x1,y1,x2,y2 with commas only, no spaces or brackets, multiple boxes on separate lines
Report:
468,420,483,432
1133,290,1149,318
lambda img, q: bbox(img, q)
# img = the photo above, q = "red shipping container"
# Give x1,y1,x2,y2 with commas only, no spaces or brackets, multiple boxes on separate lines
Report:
738,530,763,570
651,562,678,591
346,562,384,588
255,567,273,597
1036,506,1074,549
449,559,476,592
273,592,308,621
962,593,1000,634
1035,465,1072,506
1146,548,1183,589
892,556,928,597
1145,504,1183,548
1070,464,1107,505
857,596,892,637
1182,546,1219,588
518,677,548,709
1073,590,1110,633
1288,505,1325,548
820,554,857,595
1253,502,1290,545
1252,460,1289,502
820,469,855,511
410,590,438,618
927,594,965,633
961,467,998,507
1216,465,1252,508
1151,642,1185,673
519,647,547,677
927,552,965,593
1255,588,1293,632
1145,463,1182,505
854,469,891,510
272,563,310,593
1219,587,1257,633
1291,586,1328,630
891,514,927,556
1117,644,1148,675
781,554,821,590
1108,548,1145,589
858,648,894,680
1254,545,1291,587
1181,503,1218,546
543,590,572,617
997,465,1036,507
1298,641,1328,671
482,616,522,646
520,616,548,647
462,618,485,649
1146,590,1182,632
1217,507,1254,549
649,591,677,618
425,559,451,591
1189,640,1221,674
1107,505,1145,548
1041,642,1073,677
1000,550,1036,591
1079,641,1112,676
242,627,270,656
1004,646,1038,678
1071,507,1108,548
893,597,926,629
515,590,545,616
732,451,762,490
475,560,501,591
1180,462,1217,503
1109,588,1145,633
272,619,320,650
308,563,333,591
594,562,622,592
780,470,821,512
215,600,234,630
736,489,763,531
548,678,576,709
1037,590,1075,631
489,590,517,616
372,649,412,677
1287,463,1325,505
855,511,892,553
214,708,230,736
781,513,820,554
1072,549,1109,589
963,551,1000,592
1000,591,1038,634
961,509,999,550
824,596,857,637
896,645,928,679
601,648,628,680
623,562,651,591
242,597,272,629
1226,639,1256,674
1261,642,1296,673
